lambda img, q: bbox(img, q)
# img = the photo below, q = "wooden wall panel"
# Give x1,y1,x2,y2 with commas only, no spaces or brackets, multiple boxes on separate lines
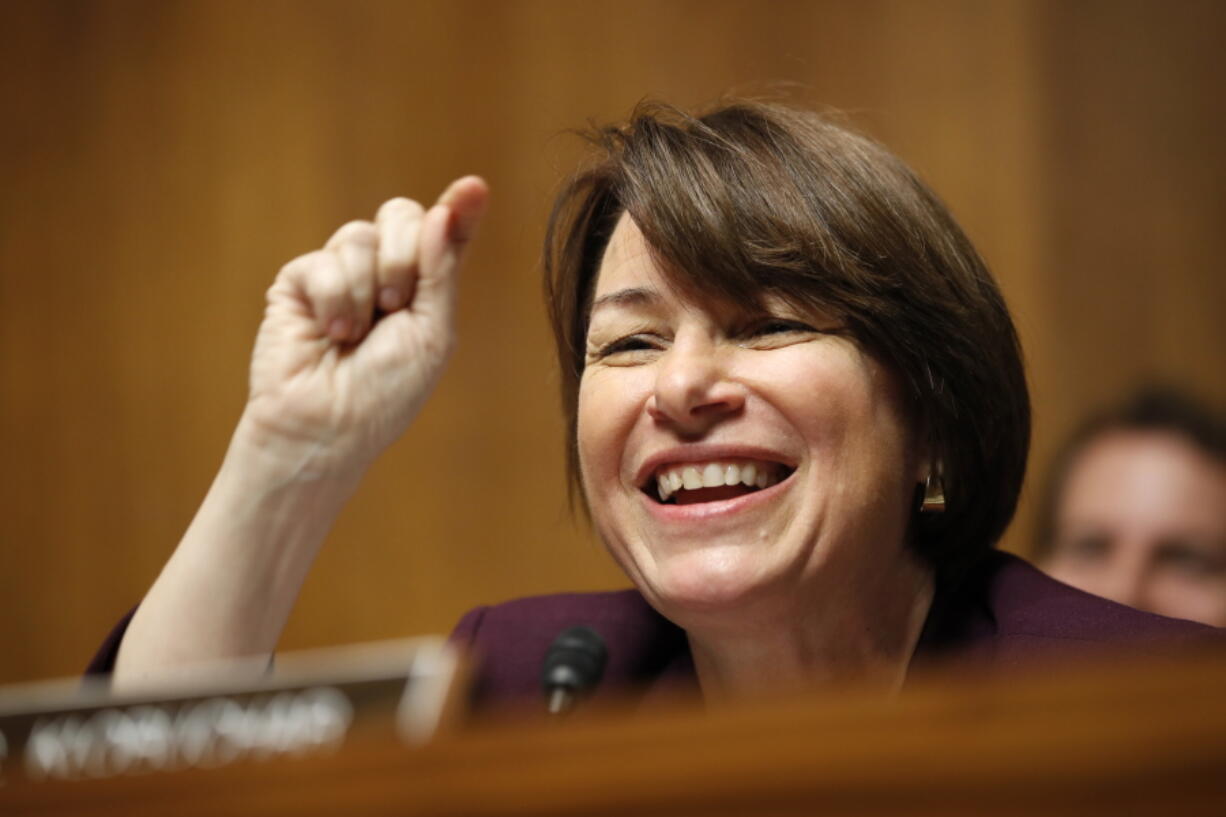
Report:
1033,0,1226,444
0,0,1220,684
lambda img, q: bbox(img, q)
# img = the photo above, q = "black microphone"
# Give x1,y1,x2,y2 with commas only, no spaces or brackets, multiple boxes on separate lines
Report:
540,626,607,715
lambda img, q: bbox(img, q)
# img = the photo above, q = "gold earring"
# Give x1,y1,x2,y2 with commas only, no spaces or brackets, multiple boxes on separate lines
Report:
919,472,946,513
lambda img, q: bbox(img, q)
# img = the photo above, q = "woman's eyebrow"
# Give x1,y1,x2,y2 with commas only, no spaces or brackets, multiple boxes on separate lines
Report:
589,287,661,315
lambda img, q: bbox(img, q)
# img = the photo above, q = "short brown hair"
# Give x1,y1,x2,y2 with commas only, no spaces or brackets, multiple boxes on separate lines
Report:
544,100,1030,575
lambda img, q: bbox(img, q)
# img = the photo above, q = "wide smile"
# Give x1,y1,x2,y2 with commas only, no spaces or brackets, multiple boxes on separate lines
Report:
630,446,799,522
641,459,795,506
635,461,797,523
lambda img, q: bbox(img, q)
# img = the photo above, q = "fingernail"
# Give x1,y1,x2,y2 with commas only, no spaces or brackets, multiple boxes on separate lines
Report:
328,317,351,341
378,287,401,311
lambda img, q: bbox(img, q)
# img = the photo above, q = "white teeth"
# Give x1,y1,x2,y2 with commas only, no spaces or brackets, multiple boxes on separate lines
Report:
650,459,788,502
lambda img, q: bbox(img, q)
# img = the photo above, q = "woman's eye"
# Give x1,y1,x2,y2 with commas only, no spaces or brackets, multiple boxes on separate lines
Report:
591,335,662,362
741,319,817,345
1156,543,1226,578
1062,534,1110,562
752,320,811,335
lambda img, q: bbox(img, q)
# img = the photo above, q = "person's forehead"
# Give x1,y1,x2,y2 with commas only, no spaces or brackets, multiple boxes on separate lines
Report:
1070,430,1224,484
588,211,839,327
593,213,662,299
590,213,762,318
1060,429,1226,533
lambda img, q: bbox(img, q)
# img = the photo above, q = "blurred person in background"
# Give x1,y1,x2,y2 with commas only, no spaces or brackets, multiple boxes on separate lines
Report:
1039,386,1226,627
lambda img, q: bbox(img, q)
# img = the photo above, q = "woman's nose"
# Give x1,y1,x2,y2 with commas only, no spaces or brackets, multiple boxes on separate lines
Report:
646,337,745,434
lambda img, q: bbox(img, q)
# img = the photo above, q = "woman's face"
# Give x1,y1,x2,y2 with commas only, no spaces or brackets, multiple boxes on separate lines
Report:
577,215,927,627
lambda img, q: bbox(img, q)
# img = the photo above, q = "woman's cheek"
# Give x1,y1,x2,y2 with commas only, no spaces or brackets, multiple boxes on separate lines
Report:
580,366,646,461
577,372,625,496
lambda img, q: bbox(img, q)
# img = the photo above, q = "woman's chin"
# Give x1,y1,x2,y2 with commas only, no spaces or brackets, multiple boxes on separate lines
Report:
644,553,776,617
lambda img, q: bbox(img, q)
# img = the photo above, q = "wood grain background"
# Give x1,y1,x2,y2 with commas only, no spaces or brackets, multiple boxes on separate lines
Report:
2,0,1222,684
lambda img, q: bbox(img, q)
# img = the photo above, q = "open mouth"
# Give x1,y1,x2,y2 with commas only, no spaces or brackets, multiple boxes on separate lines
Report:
642,460,795,506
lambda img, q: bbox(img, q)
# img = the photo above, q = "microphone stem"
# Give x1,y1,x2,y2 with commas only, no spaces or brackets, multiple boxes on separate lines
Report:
547,687,574,716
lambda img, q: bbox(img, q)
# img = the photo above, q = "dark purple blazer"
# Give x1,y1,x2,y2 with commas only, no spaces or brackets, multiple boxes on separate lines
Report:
446,551,1216,708
88,551,1215,708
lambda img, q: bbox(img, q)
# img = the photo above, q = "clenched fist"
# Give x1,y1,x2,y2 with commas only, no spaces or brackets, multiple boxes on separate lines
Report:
240,176,490,476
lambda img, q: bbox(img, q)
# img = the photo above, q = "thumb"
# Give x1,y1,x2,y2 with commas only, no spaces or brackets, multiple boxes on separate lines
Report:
413,176,490,323
439,175,491,245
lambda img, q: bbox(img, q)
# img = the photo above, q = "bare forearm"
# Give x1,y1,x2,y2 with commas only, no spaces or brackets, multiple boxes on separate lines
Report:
112,421,363,686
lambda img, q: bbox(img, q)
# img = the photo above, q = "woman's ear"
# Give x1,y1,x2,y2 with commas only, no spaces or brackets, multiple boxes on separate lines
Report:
909,409,936,485
915,448,934,486
911,421,947,513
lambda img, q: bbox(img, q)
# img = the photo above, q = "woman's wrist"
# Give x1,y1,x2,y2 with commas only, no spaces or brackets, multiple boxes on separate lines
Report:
201,421,365,570
225,409,372,494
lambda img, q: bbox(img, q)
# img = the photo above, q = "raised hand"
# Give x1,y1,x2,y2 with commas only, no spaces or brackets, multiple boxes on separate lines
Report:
112,177,489,682
241,176,490,477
